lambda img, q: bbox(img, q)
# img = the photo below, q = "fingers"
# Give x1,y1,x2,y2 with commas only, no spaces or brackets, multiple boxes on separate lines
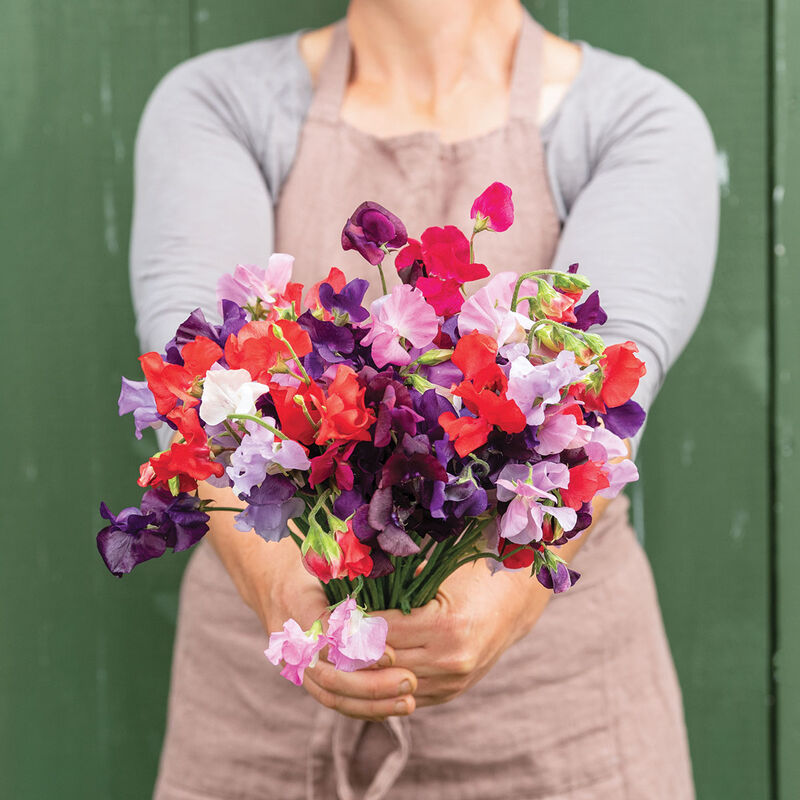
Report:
303,657,418,721
381,601,444,650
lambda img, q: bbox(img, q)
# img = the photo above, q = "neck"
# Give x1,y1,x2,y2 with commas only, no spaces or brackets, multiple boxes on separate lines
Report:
346,0,524,103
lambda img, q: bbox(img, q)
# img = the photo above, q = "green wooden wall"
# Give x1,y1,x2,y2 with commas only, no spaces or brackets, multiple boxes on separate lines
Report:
0,1,792,797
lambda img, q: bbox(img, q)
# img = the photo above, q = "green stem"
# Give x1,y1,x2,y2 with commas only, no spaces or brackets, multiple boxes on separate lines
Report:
510,269,569,311
271,326,312,385
376,262,388,295
227,413,288,440
204,506,245,513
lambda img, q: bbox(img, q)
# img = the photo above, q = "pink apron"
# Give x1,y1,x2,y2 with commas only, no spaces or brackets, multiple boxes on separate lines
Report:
154,11,694,799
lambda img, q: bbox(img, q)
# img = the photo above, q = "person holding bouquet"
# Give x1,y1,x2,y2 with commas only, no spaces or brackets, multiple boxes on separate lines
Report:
129,0,718,797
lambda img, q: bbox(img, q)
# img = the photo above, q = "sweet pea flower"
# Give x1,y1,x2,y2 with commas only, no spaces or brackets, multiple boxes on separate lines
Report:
265,619,327,686
471,182,514,232
598,458,640,498
496,462,577,544
227,419,310,495
118,377,162,439
361,284,439,367
536,407,580,456
216,253,294,310
325,597,388,672
199,369,271,426
233,474,304,542
341,201,408,265
506,350,584,426
457,272,535,347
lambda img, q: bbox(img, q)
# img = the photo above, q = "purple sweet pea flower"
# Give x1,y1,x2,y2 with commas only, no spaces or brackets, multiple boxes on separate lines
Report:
359,367,424,448
264,618,327,686
164,302,247,365
570,290,608,331
140,488,210,552
506,350,583,426
234,474,304,542
325,597,388,672
319,278,370,323
341,201,408,265
536,561,581,593
216,254,293,310
96,503,165,576
226,419,310,495
600,399,646,439
118,378,162,439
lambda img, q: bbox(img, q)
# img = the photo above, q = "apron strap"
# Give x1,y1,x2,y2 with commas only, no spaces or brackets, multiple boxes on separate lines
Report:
306,18,351,123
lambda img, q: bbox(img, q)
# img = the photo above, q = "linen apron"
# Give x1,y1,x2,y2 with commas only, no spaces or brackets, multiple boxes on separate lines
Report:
153,11,695,799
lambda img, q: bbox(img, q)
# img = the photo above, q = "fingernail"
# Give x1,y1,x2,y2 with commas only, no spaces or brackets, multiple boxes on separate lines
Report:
398,680,412,695
394,699,408,715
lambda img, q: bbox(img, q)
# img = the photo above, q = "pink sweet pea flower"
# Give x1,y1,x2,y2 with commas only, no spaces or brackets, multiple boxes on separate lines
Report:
217,253,294,310
458,272,536,346
264,618,327,686
496,462,577,544
361,284,439,367
535,407,580,456
325,597,388,672
506,350,583,426
598,458,639,499
471,182,514,232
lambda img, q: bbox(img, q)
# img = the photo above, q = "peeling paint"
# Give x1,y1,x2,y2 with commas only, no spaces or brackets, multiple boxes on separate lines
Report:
680,438,695,467
103,181,119,255
557,0,569,38
717,149,731,197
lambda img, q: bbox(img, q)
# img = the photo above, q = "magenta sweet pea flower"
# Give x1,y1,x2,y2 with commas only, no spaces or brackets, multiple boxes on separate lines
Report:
264,618,327,686
470,182,514,232
361,284,439,367
325,597,388,672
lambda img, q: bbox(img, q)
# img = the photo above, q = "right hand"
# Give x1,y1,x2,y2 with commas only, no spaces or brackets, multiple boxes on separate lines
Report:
203,484,418,722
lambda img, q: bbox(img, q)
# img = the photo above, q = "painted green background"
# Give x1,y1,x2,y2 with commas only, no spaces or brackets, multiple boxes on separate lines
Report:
1,0,792,797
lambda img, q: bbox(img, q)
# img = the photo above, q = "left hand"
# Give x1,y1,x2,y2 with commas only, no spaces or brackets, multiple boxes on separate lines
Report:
381,559,553,708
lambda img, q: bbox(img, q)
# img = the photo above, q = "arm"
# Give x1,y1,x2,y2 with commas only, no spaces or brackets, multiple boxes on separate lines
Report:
132,57,416,720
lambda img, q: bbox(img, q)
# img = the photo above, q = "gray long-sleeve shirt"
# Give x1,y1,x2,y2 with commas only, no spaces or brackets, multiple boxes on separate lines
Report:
130,29,719,451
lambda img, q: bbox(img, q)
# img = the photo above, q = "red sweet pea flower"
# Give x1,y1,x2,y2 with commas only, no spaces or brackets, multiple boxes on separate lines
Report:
451,331,498,380
420,226,489,283
302,522,373,582
137,407,224,493
497,538,538,569
395,238,423,270
439,412,492,457
471,182,514,233
224,319,312,382
559,460,610,510
140,336,223,416
414,276,465,316
309,441,357,490
539,290,578,324
270,380,325,445
313,365,376,445
274,281,304,317
599,341,646,408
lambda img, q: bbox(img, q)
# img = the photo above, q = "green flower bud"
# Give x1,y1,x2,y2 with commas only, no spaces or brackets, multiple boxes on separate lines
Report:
552,272,591,291
415,348,454,366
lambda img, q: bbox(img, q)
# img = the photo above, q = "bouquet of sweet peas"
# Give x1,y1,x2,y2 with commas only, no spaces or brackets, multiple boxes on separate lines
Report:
98,182,646,686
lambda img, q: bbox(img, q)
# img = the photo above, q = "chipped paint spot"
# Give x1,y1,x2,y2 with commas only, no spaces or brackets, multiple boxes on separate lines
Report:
112,130,125,164
717,149,730,197
680,438,695,467
99,54,113,117
195,8,210,24
773,184,785,205
730,509,750,543
103,181,119,255
775,243,786,257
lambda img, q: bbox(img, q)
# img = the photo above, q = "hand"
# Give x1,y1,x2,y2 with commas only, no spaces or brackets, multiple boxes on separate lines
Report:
380,559,553,708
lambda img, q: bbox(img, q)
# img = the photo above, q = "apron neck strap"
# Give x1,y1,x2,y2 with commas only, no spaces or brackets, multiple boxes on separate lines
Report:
306,9,546,126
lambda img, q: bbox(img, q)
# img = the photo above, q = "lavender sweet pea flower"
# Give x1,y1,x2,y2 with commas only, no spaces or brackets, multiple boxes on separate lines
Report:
507,350,584,426
341,201,408,265
118,378,162,440
325,597,388,672
319,278,370,323
537,561,581,593
264,618,327,686
234,474,304,542
535,407,579,456
96,503,165,576
227,419,310,495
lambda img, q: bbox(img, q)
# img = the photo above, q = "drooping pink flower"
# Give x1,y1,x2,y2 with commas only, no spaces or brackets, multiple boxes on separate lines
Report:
471,182,514,232
457,272,536,346
325,597,388,672
216,253,294,310
361,284,439,367
264,618,327,686
496,462,577,544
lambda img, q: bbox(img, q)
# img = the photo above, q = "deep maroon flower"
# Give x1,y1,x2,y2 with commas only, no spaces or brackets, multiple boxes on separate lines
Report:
341,201,408,265
359,367,424,447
